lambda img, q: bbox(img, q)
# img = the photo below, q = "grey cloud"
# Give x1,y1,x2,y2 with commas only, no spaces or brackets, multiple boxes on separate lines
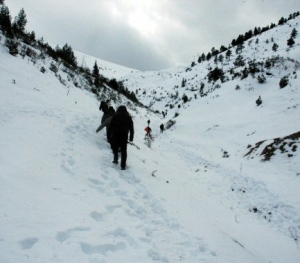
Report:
7,0,300,70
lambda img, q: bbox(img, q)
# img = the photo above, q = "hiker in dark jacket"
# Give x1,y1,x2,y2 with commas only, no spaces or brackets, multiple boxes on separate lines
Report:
96,106,115,143
109,105,134,170
99,100,111,124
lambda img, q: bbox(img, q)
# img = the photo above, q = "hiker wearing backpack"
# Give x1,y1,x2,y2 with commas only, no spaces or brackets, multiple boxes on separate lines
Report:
144,124,153,148
99,99,111,124
96,106,115,144
109,105,134,170
144,125,152,138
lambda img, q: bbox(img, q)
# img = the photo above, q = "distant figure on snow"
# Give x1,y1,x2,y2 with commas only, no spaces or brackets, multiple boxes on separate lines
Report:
109,106,134,170
145,125,152,138
160,123,164,133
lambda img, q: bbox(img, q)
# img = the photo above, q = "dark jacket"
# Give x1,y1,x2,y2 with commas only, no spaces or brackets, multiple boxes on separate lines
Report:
109,106,134,142
99,101,109,113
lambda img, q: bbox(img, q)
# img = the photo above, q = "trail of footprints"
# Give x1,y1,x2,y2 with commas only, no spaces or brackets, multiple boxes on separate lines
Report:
16,118,215,262
17,166,214,262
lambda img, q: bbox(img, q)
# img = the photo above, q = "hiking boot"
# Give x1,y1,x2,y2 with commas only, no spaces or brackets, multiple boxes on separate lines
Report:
113,160,118,164
121,166,126,170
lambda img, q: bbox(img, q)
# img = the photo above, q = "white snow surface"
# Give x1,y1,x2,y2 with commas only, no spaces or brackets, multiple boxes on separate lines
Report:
1,17,300,263
75,51,139,79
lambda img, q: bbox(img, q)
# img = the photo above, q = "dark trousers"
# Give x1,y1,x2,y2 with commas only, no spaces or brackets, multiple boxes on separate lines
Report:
112,135,128,168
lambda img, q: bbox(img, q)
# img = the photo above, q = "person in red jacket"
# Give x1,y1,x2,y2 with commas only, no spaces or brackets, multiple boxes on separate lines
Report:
109,106,134,170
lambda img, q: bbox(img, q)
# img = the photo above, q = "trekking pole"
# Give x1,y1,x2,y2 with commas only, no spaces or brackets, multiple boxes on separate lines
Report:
128,141,140,150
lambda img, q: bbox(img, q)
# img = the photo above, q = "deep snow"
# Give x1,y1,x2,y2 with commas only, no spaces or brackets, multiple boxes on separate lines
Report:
1,15,300,263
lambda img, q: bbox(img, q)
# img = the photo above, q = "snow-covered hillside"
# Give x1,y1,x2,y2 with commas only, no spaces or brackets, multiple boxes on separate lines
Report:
120,17,300,118
1,14,300,263
75,51,139,79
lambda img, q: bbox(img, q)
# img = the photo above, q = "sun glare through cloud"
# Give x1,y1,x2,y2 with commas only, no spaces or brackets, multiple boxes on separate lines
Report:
128,9,157,36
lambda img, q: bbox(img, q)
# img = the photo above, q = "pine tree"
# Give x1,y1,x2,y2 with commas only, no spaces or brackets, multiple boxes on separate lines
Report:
5,38,18,55
92,61,101,87
211,47,218,56
206,52,212,61
248,61,260,76
291,28,298,39
214,55,218,65
92,61,100,77
56,44,77,67
0,0,5,5
0,5,13,37
207,67,225,83
257,74,266,84
225,49,232,61
236,34,244,45
218,54,224,63
278,17,286,25
219,45,227,53
231,38,236,47
182,93,188,103
26,31,35,43
279,75,289,89
241,67,249,80
287,37,295,47
235,43,244,54
272,43,279,52
244,30,253,41
265,58,272,69
254,27,260,36
12,8,27,35
199,82,205,97
233,54,245,67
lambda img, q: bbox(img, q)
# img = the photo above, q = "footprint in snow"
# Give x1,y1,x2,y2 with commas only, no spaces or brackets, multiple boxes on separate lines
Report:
18,237,38,250
80,241,126,255
55,227,90,243
90,211,106,221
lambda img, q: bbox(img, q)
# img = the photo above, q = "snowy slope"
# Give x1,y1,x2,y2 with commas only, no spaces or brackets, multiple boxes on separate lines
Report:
75,50,139,79
120,16,300,117
1,16,300,263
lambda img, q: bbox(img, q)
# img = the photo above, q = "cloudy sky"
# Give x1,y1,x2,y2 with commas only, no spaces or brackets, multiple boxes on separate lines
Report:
7,0,300,70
